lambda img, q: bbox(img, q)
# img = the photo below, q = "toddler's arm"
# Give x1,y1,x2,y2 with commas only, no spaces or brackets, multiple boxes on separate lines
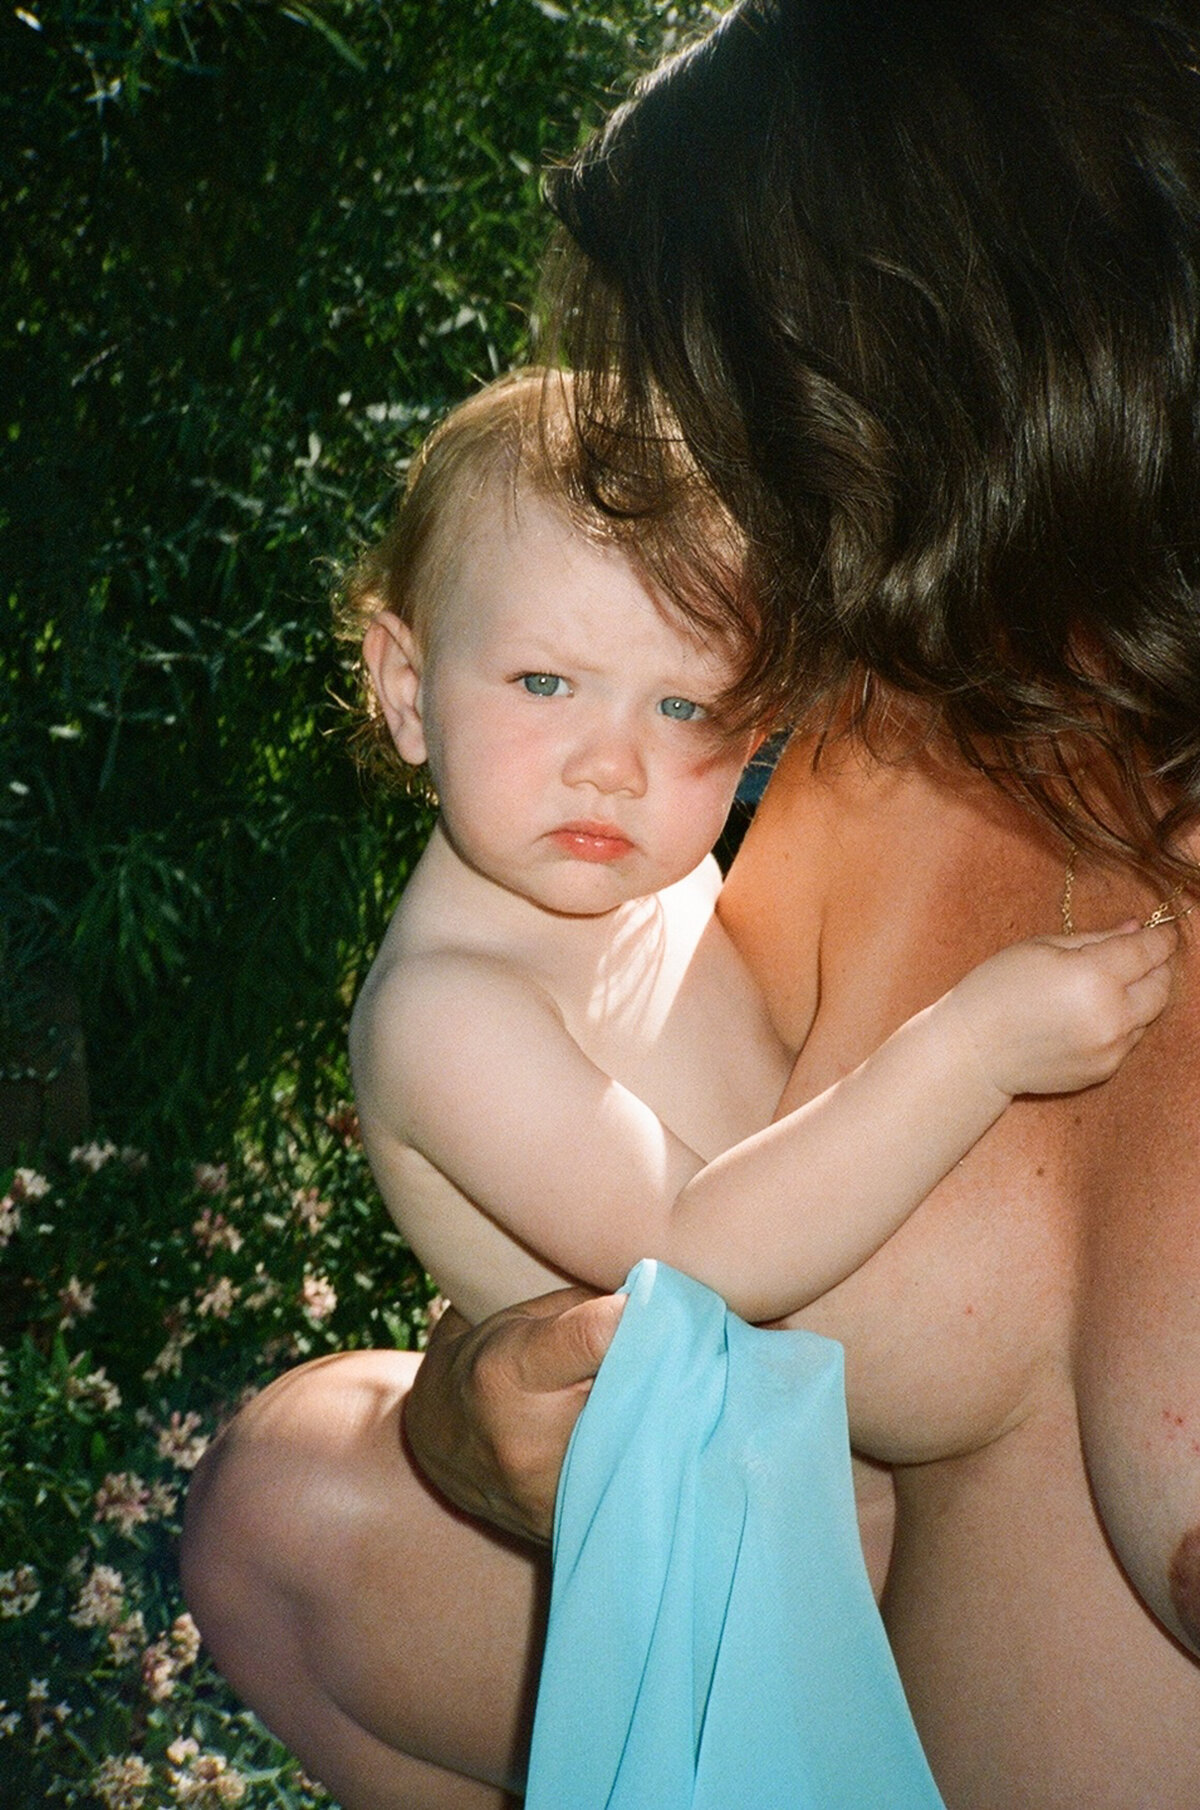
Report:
362,923,1172,1324
663,920,1174,1317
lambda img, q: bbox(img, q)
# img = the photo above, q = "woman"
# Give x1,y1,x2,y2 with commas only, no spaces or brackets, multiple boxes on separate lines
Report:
182,3,1200,1804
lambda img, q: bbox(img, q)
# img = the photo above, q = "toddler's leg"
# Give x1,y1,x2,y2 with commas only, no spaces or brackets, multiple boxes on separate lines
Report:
181,1348,549,1810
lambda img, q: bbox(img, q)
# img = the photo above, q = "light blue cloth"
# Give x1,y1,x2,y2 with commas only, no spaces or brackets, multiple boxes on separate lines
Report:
525,1260,945,1809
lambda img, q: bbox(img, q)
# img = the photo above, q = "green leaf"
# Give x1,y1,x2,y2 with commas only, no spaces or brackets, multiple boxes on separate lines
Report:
281,4,369,72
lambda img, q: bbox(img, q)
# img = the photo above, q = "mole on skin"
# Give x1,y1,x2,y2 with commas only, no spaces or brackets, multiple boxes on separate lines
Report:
1168,1525,1200,1649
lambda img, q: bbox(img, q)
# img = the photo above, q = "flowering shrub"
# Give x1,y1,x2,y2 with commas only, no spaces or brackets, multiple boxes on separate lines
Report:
0,1118,436,1806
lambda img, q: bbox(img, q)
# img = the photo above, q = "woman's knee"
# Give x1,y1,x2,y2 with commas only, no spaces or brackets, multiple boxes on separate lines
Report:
181,1350,420,1676
180,1349,547,1799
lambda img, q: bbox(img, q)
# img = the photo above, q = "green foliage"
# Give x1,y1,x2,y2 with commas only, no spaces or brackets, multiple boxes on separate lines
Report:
2,0,715,1151
0,1119,436,1805
1,6,723,1795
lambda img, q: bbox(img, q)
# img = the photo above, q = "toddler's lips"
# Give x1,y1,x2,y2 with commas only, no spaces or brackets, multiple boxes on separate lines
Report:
548,822,635,863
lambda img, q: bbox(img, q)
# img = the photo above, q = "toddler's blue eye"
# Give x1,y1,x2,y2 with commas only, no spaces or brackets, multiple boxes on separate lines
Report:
520,673,568,697
658,696,707,721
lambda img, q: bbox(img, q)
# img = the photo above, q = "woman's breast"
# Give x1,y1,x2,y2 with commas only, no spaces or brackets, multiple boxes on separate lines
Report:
775,1060,1081,1465
790,953,1200,1668
721,741,1083,1462
1069,989,1200,1657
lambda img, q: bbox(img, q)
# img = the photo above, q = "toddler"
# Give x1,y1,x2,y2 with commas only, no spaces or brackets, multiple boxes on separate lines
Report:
343,369,1172,1326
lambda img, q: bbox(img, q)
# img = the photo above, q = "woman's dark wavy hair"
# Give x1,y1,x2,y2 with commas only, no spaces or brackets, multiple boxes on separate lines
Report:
541,0,1200,878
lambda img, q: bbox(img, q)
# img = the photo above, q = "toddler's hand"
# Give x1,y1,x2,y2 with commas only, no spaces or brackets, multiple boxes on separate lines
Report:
947,920,1176,1100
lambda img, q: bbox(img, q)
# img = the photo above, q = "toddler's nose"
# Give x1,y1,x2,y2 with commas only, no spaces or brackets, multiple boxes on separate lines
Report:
562,721,647,797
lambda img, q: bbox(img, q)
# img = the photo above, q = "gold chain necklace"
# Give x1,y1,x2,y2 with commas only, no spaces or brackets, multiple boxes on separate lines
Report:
1060,845,1196,936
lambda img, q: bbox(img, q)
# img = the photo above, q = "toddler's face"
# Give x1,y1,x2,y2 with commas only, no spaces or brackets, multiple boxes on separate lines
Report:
414,489,759,917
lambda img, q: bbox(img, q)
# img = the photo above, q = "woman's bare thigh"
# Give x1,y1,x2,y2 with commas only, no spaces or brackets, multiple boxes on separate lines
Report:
181,1348,549,1809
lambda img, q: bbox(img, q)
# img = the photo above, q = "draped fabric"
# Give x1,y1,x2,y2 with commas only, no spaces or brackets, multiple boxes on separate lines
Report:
526,1260,946,1810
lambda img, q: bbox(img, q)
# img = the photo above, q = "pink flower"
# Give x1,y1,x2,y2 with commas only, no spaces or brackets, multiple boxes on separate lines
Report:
145,1307,196,1379
141,1636,177,1702
300,1273,338,1322
167,1738,249,1804
26,1677,71,1745
70,1141,117,1173
171,1611,202,1667
192,1207,242,1255
192,1162,229,1196
92,1753,153,1809
195,1276,238,1319
9,1167,49,1201
0,1565,40,1617
141,1614,201,1694
0,1198,20,1249
57,1275,97,1325
70,1564,127,1629
291,1187,333,1234
107,1609,148,1665
155,1411,209,1471
147,1481,179,1519
243,1264,279,1311
66,1364,121,1412
94,1472,152,1536
0,1167,45,1242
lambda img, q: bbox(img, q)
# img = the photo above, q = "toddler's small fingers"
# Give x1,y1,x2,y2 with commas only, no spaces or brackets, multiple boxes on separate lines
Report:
1088,920,1177,982
1133,922,1179,979
1046,920,1141,949
1123,966,1173,1028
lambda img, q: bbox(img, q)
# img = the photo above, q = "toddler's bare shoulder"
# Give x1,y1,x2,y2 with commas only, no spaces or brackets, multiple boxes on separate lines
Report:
361,944,552,1046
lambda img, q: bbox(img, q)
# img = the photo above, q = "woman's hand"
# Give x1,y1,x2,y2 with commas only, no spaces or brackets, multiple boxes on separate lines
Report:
403,1287,626,1543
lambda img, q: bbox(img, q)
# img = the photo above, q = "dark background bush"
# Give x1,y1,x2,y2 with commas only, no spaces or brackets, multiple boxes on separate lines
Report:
2,0,711,1156
2,9,720,1799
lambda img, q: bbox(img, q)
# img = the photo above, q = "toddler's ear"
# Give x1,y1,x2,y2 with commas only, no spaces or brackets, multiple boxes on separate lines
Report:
363,612,428,766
